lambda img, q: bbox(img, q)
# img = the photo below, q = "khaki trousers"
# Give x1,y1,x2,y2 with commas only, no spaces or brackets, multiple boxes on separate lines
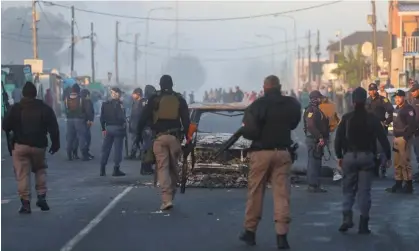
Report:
244,150,292,235
153,135,182,203
12,144,47,201
393,137,413,181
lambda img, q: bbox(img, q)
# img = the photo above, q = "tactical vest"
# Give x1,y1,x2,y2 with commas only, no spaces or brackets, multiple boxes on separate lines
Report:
65,97,83,117
303,106,329,137
152,92,180,124
393,107,408,134
366,96,387,121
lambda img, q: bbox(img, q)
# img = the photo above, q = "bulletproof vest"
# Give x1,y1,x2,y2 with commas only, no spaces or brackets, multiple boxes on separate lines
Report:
152,92,180,124
303,106,329,137
393,107,408,133
65,97,82,116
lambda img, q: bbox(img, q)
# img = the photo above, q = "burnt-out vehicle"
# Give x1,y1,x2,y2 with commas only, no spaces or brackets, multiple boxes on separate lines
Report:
181,103,250,188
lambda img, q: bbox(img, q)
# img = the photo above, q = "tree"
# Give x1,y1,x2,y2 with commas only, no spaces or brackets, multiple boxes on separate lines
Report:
1,6,81,68
331,44,370,88
162,54,206,91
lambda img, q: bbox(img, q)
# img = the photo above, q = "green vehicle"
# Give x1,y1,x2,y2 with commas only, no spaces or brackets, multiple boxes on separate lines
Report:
1,64,33,117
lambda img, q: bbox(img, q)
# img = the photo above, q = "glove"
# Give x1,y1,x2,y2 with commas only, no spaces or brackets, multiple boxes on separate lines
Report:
49,144,60,155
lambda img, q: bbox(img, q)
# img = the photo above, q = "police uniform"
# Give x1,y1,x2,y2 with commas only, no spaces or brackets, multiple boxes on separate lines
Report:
238,75,301,250
335,87,391,234
409,83,419,182
99,87,127,177
127,88,144,160
65,84,92,161
304,90,330,193
136,75,190,211
73,89,95,159
366,83,394,177
2,82,60,214
386,90,416,193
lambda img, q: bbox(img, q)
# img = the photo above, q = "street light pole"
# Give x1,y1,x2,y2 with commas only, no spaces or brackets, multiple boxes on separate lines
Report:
269,26,288,80
274,15,297,84
145,7,173,85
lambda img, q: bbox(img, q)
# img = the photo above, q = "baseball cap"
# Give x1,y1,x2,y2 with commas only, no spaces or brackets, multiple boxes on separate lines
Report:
368,83,378,91
409,83,419,92
309,90,323,99
393,89,406,97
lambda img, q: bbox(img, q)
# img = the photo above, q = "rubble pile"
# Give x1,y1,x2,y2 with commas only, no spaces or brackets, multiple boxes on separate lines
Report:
185,172,248,188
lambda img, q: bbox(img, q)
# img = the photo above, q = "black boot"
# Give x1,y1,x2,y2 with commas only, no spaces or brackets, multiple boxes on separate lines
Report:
88,152,95,159
239,230,256,246
276,234,290,249
100,165,106,176
18,199,31,214
402,180,414,194
67,152,73,161
112,166,126,177
36,194,50,211
358,215,371,234
385,180,403,193
338,210,354,232
125,150,136,160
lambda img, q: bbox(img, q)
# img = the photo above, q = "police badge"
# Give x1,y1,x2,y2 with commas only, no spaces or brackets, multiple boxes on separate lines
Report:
409,110,414,116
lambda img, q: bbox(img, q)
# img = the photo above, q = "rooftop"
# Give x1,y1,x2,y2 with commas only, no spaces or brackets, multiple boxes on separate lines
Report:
327,31,388,52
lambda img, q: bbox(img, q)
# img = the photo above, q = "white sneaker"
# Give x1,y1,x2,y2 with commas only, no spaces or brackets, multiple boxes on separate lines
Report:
333,170,343,181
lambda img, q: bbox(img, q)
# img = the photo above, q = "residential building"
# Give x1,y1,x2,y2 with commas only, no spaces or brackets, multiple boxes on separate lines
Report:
389,0,419,87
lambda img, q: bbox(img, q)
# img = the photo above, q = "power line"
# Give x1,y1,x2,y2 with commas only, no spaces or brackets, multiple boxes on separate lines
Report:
121,33,312,52
42,0,343,22
1,31,69,40
1,35,65,44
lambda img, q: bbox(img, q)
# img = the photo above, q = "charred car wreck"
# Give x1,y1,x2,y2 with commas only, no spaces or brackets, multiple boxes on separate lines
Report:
180,103,250,188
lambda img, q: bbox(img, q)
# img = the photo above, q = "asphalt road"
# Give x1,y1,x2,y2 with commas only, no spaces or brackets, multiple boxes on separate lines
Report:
2,119,418,251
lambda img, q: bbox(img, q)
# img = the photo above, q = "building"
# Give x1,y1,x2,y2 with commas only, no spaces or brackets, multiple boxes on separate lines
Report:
389,0,419,87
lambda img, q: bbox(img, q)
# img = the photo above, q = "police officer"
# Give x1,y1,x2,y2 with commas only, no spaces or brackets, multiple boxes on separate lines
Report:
65,84,93,161
386,90,416,193
127,88,144,160
100,87,127,177
335,87,391,234
409,83,419,182
72,89,95,159
366,83,394,177
238,75,301,249
2,82,60,213
304,90,330,193
136,75,190,210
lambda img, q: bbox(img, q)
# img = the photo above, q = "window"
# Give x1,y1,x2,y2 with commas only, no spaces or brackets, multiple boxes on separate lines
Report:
198,111,243,134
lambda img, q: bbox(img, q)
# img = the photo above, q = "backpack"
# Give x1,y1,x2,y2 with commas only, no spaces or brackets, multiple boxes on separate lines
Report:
152,92,180,124
65,97,82,112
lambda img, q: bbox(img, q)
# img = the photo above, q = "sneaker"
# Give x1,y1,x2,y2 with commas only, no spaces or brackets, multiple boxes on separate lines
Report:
160,201,173,211
333,170,343,181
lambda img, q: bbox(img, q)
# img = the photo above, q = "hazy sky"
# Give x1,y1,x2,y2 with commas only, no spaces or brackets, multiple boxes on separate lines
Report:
1,0,388,92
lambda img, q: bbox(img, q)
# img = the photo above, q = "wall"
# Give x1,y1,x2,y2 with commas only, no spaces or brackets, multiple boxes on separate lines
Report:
391,1,419,38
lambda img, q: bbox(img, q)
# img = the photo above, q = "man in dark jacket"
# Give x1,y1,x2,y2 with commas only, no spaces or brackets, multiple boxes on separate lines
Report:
127,87,144,159
2,82,60,214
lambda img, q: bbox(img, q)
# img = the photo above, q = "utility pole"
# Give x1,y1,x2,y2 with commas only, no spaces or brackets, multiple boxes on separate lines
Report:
175,0,179,50
90,22,95,83
134,33,139,86
115,21,119,85
308,30,312,87
31,0,38,59
316,30,321,63
301,47,305,87
297,46,301,90
388,0,393,79
371,0,378,78
71,6,75,73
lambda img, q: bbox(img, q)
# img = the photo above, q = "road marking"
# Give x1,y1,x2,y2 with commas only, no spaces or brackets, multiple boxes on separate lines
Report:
1,199,10,204
59,186,133,251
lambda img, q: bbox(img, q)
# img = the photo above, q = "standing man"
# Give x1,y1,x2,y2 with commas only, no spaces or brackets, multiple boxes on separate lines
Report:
365,83,394,177
239,75,301,249
100,87,127,177
409,83,419,182
304,90,330,193
136,75,190,210
64,84,93,161
335,87,391,234
386,90,417,193
2,82,60,213
127,88,144,160
80,88,95,159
